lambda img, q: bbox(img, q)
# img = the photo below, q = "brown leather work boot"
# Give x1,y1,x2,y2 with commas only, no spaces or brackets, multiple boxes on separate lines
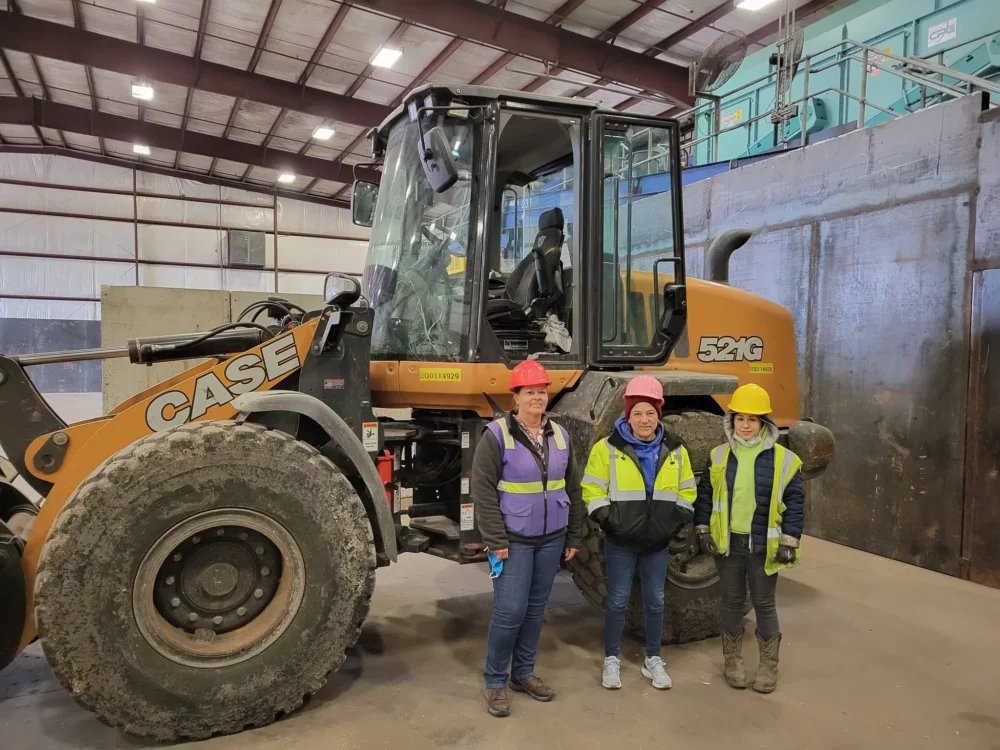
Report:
752,631,781,694
721,626,748,689
485,687,511,717
509,675,555,702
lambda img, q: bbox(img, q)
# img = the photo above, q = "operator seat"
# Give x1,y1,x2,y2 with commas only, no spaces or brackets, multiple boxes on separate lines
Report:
488,208,565,320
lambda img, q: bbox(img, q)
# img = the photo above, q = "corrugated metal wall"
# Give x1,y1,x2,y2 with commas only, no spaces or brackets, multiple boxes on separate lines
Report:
682,94,998,580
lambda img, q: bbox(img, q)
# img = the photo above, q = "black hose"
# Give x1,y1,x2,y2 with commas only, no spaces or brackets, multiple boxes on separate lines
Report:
237,299,306,321
169,322,274,351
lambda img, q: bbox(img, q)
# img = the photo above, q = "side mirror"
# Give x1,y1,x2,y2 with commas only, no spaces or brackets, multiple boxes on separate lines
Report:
417,125,458,193
324,273,362,307
351,180,378,227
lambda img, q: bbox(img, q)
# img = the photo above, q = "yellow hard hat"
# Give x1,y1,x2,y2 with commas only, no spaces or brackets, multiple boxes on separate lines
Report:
728,383,772,415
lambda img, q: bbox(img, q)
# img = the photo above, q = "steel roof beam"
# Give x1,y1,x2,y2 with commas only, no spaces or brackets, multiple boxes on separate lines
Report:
351,0,692,104
0,144,349,207
0,12,391,128
0,97,380,184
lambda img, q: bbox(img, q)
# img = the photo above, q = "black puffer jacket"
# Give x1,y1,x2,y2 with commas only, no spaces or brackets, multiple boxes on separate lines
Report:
693,414,804,551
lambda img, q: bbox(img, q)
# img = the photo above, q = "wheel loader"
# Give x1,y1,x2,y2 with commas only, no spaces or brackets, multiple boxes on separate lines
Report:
0,85,834,740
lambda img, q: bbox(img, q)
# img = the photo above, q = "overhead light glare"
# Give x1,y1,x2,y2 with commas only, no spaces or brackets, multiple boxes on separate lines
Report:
131,83,154,101
735,0,778,10
370,47,403,69
313,126,335,141
132,144,151,155
277,173,296,184
136,0,156,4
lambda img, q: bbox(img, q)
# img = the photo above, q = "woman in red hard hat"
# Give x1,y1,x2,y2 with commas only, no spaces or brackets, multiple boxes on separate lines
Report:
693,383,804,694
581,375,697,691
472,360,584,718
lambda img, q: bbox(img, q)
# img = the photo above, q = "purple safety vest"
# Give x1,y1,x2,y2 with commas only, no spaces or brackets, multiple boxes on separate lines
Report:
486,417,571,538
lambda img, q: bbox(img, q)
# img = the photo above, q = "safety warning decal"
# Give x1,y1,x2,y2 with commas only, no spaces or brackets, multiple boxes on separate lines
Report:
460,503,475,531
749,363,774,374
461,477,470,495
419,368,462,382
362,422,379,452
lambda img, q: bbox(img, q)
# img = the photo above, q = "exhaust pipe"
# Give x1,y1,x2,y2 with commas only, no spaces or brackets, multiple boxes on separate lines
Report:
705,229,753,284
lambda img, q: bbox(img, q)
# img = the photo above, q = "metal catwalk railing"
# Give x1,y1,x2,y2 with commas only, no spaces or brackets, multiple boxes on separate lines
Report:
678,36,1000,164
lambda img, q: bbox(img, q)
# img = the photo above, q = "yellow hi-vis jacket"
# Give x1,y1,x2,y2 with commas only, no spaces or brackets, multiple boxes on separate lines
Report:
706,442,803,575
581,429,697,552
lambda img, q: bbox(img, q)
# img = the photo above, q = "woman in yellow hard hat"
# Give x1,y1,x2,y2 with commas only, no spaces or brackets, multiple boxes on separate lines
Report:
692,383,804,694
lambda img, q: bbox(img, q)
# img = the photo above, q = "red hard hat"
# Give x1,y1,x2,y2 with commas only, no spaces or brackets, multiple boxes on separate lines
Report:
509,360,552,391
624,375,664,406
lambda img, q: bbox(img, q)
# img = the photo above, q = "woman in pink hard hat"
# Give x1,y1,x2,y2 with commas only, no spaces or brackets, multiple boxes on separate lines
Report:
581,375,697,690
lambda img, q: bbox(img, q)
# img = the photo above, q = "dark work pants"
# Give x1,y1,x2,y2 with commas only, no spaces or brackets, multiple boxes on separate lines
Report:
716,533,779,639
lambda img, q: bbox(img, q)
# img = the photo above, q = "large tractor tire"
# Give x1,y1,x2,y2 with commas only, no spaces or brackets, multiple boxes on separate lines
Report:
567,410,728,645
34,420,376,741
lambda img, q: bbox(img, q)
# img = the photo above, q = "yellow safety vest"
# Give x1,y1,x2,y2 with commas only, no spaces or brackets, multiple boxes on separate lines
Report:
582,440,696,514
708,442,803,575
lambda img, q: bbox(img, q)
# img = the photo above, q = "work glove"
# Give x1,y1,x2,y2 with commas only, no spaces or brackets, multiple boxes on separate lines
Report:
590,505,610,529
776,545,797,564
695,525,720,557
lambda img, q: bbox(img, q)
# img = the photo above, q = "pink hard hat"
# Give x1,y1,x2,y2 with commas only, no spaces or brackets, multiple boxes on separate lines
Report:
624,375,664,418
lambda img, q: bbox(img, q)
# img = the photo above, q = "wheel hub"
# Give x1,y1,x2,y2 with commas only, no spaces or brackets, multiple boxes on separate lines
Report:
133,508,304,669
153,525,282,635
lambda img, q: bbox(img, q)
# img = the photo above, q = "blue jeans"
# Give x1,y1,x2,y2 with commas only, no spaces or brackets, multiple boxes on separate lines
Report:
484,534,565,688
604,538,670,658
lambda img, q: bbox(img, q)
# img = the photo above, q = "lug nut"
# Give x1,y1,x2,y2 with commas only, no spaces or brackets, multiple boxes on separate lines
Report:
260,567,270,577
237,607,247,617
255,546,264,555
217,529,225,536
253,589,264,599
239,533,248,541
192,535,201,544
187,612,198,623
173,553,183,562
212,616,223,625
165,576,175,586
170,597,181,608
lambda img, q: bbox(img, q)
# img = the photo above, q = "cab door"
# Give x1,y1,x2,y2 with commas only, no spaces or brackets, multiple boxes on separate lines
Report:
586,113,686,367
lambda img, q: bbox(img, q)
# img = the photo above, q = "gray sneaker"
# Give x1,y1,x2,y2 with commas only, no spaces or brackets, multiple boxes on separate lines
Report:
602,656,622,689
642,656,672,690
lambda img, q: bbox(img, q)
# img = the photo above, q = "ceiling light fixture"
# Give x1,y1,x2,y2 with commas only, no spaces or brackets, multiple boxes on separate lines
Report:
735,0,778,10
370,47,402,69
133,144,151,155
277,173,296,184
131,83,154,101
312,126,335,141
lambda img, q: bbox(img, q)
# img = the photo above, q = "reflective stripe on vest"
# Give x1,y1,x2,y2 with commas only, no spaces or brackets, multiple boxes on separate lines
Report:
497,478,568,494
493,417,565,453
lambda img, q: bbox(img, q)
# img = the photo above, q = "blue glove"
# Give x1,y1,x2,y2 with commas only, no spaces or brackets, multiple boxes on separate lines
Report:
487,550,504,579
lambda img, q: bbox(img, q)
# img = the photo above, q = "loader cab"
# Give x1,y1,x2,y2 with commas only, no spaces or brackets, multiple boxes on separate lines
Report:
356,85,686,374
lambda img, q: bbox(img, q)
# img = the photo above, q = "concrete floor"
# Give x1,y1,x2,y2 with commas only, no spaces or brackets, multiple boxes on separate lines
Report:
2,537,1000,750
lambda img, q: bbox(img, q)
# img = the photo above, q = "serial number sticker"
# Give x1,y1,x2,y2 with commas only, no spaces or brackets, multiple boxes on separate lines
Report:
460,503,475,531
419,368,462,382
324,378,345,390
749,363,774,374
461,477,471,495
362,422,379,452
